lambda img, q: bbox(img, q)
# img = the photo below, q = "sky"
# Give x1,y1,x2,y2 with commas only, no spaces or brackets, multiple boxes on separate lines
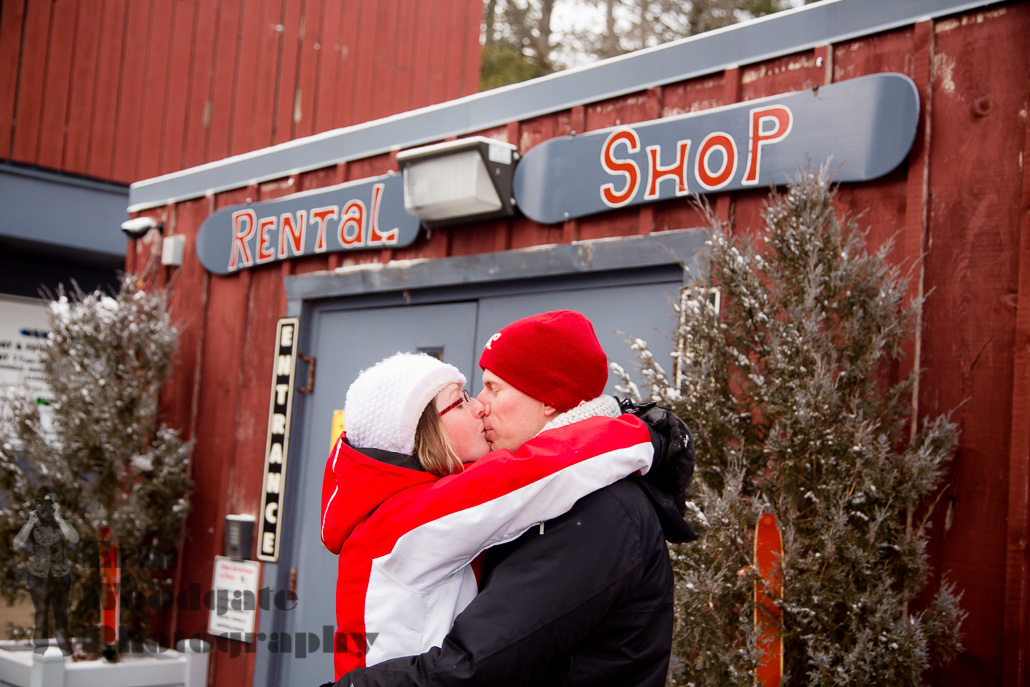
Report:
548,0,810,68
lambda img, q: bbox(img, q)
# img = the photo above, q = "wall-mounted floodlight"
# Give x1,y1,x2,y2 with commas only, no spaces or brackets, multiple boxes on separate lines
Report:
121,216,164,239
396,137,519,226
121,216,184,267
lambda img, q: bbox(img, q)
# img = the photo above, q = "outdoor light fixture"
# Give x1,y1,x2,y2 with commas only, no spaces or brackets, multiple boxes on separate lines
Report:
121,216,164,239
396,137,519,226
121,216,185,267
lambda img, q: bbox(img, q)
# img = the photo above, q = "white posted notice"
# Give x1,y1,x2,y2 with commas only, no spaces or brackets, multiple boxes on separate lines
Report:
208,556,262,641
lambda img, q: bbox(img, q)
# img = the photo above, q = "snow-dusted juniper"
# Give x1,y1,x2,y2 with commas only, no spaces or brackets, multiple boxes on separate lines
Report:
613,168,964,686
0,277,192,654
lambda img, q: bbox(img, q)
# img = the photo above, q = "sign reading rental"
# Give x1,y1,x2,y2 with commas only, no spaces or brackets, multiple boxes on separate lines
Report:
196,173,419,275
512,73,920,224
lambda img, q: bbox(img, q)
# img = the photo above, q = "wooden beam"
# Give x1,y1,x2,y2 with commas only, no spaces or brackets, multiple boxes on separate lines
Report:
1002,51,1030,687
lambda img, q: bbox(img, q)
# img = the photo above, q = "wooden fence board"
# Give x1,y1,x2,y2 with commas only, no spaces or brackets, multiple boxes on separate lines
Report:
313,0,344,133
173,187,251,643
63,0,102,174
246,0,283,151
207,0,243,162
11,0,51,164
739,49,822,102
292,0,323,139
205,178,294,687
438,0,464,102
387,0,416,115
161,196,209,438
428,0,448,104
408,0,432,108
87,0,127,179
331,0,361,128
918,8,1030,684
1006,97,1030,687
158,0,196,175
136,0,175,181
273,0,303,144
0,0,26,160
229,0,262,157
372,0,400,121
461,0,481,96
109,0,151,182
37,0,76,170
181,0,217,170
227,179,293,521
350,0,377,125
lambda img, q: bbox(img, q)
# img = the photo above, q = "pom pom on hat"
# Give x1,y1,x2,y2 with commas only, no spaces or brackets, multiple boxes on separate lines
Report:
345,353,466,455
478,310,608,413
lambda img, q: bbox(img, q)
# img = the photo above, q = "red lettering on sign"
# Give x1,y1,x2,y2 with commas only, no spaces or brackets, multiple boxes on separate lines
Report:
645,140,691,200
600,129,641,208
228,209,256,271
257,216,277,263
311,206,339,253
279,210,306,258
743,105,793,186
367,183,398,245
339,201,365,246
696,132,738,191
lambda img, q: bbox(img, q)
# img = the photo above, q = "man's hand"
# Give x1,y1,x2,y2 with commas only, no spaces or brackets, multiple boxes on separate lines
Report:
618,400,695,480
635,404,693,466
619,399,698,543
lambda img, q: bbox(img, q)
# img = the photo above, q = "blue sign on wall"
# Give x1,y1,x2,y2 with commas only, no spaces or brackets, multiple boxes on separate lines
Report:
512,73,920,224
195,173,420,275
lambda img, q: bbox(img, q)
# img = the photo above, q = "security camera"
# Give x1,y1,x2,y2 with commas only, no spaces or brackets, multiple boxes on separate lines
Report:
121,217,164,239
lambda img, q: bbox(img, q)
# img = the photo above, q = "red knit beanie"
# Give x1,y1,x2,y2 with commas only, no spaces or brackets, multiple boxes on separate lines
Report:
478,310,608,413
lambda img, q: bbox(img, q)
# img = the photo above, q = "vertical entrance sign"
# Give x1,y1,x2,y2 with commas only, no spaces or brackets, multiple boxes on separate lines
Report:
257,318,300,562
755,513,783,686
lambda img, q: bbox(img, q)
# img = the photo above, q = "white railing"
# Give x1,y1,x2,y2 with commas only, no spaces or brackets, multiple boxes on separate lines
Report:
0,639,210,687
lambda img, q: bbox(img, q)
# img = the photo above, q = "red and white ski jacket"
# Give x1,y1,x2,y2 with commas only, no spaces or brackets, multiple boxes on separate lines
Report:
320,413,653,679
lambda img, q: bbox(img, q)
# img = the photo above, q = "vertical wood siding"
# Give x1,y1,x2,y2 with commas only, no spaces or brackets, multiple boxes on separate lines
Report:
0,0,482,185
137,3,1030,686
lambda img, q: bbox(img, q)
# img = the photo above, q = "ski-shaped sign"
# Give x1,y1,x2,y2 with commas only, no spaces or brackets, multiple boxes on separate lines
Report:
512,73,919,224
755,512,783,687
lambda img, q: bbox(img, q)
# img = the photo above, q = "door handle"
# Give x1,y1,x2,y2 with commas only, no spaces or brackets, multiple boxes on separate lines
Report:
297,354,315,393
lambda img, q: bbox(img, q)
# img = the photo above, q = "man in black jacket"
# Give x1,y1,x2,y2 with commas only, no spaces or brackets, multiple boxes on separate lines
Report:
334,310,696,686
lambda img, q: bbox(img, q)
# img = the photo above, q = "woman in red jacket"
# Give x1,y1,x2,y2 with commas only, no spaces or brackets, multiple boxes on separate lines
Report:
321,352,654,679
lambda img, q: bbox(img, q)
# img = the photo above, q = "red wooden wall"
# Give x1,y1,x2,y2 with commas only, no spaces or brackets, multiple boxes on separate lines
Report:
134,3,1030,685
0,0,482,185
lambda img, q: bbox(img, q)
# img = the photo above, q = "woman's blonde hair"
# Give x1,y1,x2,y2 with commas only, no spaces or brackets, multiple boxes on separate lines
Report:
414,401,465,477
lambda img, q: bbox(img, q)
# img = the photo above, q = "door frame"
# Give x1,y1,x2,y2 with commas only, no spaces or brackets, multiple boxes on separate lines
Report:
252,229,706,687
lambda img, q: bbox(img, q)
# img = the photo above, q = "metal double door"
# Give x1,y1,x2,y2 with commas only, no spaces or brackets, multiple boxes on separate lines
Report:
272,280,681,687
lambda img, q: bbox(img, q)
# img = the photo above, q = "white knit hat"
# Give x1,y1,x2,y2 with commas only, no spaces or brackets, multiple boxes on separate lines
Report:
344,352,466,455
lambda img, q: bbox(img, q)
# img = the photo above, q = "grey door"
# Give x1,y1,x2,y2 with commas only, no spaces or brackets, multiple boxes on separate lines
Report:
274,301,479,686
269,279,681,687
471,282,683,394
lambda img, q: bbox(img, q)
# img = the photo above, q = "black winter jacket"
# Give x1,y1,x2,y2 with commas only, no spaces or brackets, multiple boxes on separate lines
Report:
336,403,697,687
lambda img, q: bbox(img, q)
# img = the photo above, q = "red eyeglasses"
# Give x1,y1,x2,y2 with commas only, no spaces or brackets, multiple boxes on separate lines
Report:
439,389,472,416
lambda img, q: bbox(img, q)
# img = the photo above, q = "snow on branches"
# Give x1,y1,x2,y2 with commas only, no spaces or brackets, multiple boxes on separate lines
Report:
617,168,964,686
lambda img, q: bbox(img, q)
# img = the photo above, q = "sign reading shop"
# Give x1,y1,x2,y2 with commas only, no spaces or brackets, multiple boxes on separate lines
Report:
194,73,918,274
513,73,919,224
196,173,419,275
